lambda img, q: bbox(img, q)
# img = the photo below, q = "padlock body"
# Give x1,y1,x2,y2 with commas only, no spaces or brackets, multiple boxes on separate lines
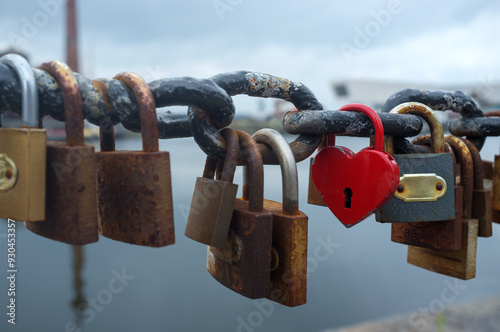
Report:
96,150,174,247
263,199,308,307
492,155,500,211
472,190,493,237
407,218,478,280
307,158,326,206
376,153,455,222
207,198,272,299
391,186,463,251
0,128,46,221
185,177,238,247
25,141,97,244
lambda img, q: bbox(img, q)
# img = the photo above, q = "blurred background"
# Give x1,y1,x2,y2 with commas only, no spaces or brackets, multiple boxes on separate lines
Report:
1,1,500,331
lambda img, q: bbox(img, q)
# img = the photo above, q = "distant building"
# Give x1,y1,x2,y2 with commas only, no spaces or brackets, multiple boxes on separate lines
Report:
332,78,500,111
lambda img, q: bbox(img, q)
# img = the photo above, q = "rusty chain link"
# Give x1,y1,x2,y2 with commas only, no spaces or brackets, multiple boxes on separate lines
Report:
1,59,498,162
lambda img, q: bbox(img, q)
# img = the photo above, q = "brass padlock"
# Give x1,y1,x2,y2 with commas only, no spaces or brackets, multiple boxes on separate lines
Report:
207,130,273,299
460,137,493,237
253,128,308,307
407,135,478,280
97,72,174,247
391,136,463,250
25,61,98,245
307,136,327,206
185,128,239,248
0,54,46,222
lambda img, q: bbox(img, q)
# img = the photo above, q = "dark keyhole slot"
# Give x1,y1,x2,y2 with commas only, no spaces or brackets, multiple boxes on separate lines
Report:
344,188,353,209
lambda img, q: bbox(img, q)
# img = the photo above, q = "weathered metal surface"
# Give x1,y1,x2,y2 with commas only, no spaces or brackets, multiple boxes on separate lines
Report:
381,88,485,151
449,117,500,137
207,130,273,299
0,62,235,139
185,129,239,248
283,110,422,136
96,72,174,247
25,60,97,244
253,128,307,307
460,138,493,237
190,71,323,164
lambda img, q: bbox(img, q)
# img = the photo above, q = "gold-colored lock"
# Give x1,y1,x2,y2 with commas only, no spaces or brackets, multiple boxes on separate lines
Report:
0,54,46,222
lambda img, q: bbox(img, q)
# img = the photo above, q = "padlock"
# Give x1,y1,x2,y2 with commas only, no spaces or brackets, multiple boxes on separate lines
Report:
391,135,463,250
376,102,455,223
483,110,500,224
96,72,174,247
307,136,327,206
311,103,399,227
25,61,98,244
185,128,239,248
253,128,308,307
460,137,493,237
0,54,46,222
407,135,478,280
483,159,500,224
207,130,273,299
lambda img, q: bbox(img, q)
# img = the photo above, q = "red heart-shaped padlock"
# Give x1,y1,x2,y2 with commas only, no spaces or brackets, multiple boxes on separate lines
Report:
311,103,399,227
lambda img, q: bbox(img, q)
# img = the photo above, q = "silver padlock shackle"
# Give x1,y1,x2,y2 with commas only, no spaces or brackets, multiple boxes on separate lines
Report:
252,128,299,216
0,54,39,127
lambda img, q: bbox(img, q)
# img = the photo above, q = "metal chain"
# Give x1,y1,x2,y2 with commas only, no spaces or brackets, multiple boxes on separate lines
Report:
0,59,497,161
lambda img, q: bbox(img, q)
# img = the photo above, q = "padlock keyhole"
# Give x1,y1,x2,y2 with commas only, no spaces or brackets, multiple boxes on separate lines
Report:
344,188,353,209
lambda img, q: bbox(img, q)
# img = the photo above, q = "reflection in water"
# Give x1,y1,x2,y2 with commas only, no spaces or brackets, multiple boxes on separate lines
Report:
71,245,86,326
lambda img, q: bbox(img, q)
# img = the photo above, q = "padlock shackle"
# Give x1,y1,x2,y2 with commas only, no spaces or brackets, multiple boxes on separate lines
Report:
444,135,473,218
253,128,299,216
40,61,84,147
0,54,39,128
390,102,445,154
459,138,484,191
114,72,159,153
202,129,239,182
339,103,384,151
220,128,239,183
236,130,264,213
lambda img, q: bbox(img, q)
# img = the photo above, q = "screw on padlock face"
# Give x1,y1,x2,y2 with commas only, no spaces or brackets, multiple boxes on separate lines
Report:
253,128,308,307
25,61,98,245
311,103,400,227
96,72,174,247
207,130,273,300
185,128,239,248
376,102,456,223
0,54,47,222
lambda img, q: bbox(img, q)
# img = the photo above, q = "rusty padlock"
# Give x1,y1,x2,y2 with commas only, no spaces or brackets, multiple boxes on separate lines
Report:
407,135,478,280
25,61,98,244
0,54,46,222
391,136,463,250
253,128,308,307
185,128,239,248
97,72,174,247
307,136,327,206
207,130,273,299
483,110,500,224
460,137,493,237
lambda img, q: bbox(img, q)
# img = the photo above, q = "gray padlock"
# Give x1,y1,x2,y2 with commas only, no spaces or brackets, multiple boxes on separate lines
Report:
376,102,455,222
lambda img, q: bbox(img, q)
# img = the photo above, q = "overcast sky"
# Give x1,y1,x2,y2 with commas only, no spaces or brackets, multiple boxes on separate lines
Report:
1,0,500,113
